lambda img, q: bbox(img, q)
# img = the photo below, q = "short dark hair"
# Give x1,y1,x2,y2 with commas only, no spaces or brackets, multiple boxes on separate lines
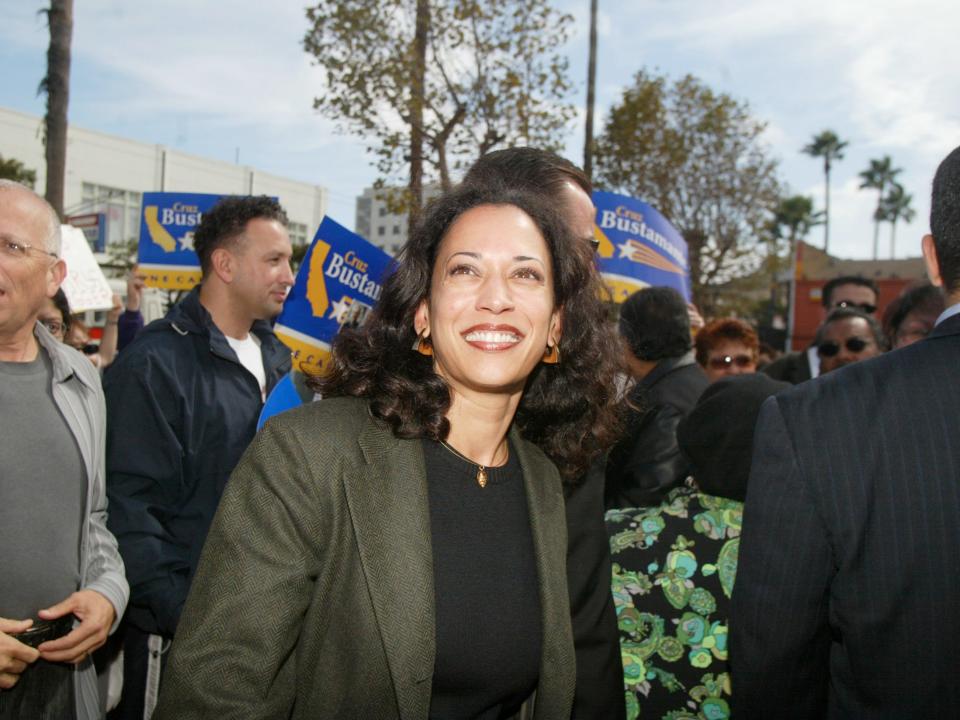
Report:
52,288,71,333
193,195,288,277
815,307,887,350
881,283,945,345
694,318,759,367
316,182,622,481
462,147,592,197
619,286,691,362
821,275,879,308
931,145,960,294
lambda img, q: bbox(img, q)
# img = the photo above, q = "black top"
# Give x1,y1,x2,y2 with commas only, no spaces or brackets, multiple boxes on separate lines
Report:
423,439,542,719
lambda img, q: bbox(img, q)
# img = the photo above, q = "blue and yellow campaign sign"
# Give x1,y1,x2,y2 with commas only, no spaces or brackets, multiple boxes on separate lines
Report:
138,192,222,290
591,190,691,303
274,216,392,375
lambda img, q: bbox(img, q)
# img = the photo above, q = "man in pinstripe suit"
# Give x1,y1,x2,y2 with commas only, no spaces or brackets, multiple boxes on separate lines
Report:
730,146,960,718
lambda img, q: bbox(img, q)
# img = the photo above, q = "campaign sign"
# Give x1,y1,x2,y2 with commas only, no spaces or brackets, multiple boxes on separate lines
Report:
591,190,691,302
60,225,114,312
274,217,392,375
138,192,222,290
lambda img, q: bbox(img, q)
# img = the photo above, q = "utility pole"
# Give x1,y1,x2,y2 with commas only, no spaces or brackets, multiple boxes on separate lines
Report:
583,0,598,180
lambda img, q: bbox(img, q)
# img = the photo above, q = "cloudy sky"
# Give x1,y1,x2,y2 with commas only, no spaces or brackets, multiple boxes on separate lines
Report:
3,0,957,259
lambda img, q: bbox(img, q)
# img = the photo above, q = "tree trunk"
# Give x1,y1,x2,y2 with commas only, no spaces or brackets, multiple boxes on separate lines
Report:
407,0,429,236
583,0,598,181
890,219,897,259
872,187,883,260
823,158,830,255
43,0,73,219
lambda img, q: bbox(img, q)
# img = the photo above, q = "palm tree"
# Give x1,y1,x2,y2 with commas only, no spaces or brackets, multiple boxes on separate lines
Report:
858,155,902,260
802,130,848,255
773,195,825,249
40,0,74,219
879,183,915,259
771,194,824,352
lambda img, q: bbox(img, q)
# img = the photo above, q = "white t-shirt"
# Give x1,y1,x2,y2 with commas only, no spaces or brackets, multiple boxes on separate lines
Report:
226,333,266,401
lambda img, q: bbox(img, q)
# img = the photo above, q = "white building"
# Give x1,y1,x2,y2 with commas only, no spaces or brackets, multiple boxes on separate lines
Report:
355,184,441,256
0,106,327,248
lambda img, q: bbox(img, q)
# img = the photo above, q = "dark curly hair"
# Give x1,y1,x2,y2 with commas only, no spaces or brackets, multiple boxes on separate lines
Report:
694,318,759,367
316,182,623,480
881,283,944,346
193,195,288,276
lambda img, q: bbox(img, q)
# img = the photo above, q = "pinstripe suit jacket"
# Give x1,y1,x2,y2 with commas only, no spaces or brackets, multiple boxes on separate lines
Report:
154,396,575,720
730,312,960,718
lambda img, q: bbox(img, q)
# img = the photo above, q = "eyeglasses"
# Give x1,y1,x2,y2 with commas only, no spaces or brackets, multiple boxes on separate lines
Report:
41,320,66,336
834,300,877,314
1,238,58,261
708,354,754,370
588,237,600,253
818,337,871,357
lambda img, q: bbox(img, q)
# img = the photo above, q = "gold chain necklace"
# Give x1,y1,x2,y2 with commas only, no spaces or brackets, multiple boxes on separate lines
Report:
438,440,505,488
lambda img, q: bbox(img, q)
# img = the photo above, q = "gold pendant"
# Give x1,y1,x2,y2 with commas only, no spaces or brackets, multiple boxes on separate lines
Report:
477,467,488,488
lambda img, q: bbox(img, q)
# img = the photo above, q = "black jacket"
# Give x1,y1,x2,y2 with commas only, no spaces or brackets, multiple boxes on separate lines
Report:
762,349,813,384
605,352,708,509
104,287,290,637
565,460,626,719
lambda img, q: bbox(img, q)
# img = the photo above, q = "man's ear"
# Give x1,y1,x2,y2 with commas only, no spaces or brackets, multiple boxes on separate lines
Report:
210,247,234,283
922,234,942,287
46,258,66,296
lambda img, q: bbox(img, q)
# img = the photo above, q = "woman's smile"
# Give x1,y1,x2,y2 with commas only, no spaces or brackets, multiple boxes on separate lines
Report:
462,323,524,350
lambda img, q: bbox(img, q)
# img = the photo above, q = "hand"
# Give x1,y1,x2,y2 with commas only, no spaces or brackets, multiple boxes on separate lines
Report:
687,302,705,332
36,590,116,665
0,617,40,690
106,293,123,322
126,269,146,312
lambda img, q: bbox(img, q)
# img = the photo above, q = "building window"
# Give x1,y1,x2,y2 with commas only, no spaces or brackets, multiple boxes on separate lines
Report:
392,225,400,235
378,226,386,236
80,183,141,247
288,222,309,246
378,206,387,217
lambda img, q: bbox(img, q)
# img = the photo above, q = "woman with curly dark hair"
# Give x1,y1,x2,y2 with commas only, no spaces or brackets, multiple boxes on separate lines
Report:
154,182,623,720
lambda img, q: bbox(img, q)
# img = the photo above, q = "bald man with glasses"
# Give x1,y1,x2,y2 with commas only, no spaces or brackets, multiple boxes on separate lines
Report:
0,180,128,720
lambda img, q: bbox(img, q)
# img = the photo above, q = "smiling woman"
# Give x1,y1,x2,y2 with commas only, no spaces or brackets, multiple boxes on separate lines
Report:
153,183,623,720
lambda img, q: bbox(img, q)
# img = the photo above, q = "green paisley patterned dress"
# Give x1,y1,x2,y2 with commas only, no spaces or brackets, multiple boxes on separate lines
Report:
606,483,742,720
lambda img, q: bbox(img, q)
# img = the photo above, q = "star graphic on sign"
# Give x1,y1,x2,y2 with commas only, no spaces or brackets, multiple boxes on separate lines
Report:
179,232,196,252
617,240,636,259
329,297,352,323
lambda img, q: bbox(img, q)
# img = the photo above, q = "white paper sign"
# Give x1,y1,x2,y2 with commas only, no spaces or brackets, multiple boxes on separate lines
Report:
60,224,114,312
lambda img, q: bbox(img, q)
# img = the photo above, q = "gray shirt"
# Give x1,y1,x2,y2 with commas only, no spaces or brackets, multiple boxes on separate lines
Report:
0,348,85,619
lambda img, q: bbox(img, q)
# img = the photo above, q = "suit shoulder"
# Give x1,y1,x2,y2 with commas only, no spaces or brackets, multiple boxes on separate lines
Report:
261,397,375,455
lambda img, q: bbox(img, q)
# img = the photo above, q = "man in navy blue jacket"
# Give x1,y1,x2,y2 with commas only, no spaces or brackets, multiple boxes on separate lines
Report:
105,196,293,718
731,145,960,718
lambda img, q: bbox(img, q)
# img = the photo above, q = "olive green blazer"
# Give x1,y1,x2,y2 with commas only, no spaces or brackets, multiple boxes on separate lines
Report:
154,397,575,719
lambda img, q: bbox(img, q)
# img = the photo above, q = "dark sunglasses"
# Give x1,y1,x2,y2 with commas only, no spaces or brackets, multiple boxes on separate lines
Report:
72,342,100,355
834,300,877,314
818,337,870,357
708,354,753,370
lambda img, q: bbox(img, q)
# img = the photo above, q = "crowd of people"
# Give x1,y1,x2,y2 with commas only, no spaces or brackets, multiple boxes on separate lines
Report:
1,143,959,720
